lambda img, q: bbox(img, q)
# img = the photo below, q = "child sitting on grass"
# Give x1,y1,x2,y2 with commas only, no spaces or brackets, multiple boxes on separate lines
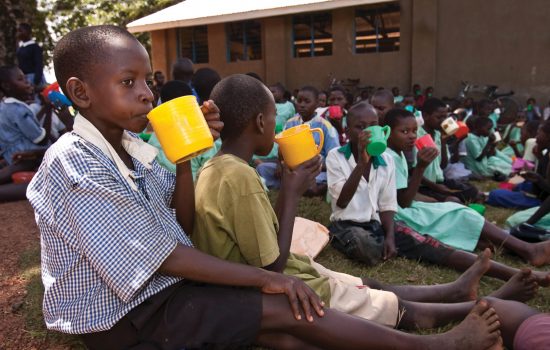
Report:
385,108,550,267
327,102,550,289
0,66,70,201
27,25,395,350
415,98,480,203
461,116,512,178
193,74,542,350
269,82,295,133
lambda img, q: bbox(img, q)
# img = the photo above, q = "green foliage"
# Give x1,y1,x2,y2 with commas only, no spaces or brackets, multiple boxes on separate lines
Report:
43,0,180,58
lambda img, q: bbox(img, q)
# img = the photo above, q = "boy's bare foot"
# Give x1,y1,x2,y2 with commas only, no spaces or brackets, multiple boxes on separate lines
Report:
532,270,550,287
527,240,550,267
434,300,501,350
489,269,538,302
451,248,491,301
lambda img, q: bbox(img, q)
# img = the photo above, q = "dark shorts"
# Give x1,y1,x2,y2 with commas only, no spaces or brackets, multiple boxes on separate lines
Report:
329,220,454,266
81,281,262,350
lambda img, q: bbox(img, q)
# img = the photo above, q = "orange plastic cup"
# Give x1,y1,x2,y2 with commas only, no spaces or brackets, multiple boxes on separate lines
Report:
415,134,437,150
275,124,324,169
147,96,214,163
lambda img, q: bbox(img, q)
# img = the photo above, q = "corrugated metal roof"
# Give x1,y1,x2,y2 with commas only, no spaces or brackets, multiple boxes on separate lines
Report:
127,0,392,32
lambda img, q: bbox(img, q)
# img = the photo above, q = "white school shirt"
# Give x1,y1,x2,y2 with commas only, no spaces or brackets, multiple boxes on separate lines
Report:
326,145,397,223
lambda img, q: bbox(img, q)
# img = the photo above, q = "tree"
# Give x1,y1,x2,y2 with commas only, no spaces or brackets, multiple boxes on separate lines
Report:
45,0,180,58
0,0,52,66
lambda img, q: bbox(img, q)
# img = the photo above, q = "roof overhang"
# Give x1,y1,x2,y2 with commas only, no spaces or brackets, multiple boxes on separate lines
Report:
127,0,393,33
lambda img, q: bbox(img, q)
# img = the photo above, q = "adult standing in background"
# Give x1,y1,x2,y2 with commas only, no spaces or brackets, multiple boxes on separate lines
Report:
16,23,44,89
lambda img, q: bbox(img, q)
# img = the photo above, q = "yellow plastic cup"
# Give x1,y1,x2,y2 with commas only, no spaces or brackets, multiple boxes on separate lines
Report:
275,124,324,169
147,96,214,163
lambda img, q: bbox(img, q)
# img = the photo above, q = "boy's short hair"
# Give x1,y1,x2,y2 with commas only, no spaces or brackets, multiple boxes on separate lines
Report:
245,72,263,82
384,108,414,128
192,68,221,103
347,102,376,124
53,25,139,97
299,85,319,99
0,65,17,93
329,85,346,96
211,74,272,140
160,80,193,103
370,89,394,104
471,116,493,130
422,97,447,115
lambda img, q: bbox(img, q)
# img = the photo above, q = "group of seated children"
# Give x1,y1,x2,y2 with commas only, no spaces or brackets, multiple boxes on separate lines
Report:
0,65,73,202
21,25,550,350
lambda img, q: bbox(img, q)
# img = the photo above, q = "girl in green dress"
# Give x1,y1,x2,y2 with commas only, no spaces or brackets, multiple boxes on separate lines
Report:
461,116,512,178
384,108,550,266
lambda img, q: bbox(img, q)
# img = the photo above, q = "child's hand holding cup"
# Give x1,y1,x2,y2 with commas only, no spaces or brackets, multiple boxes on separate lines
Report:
147,95,215,164
364,125,391,157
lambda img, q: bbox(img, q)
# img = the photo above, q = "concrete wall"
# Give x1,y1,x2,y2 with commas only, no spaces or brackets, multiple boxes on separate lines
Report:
435,0,550,103
148,0,550,102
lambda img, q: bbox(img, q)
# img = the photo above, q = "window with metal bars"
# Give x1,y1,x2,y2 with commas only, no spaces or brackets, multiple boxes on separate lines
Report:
178,26,209,63
355,2,400,54
292,12,332,58
226,20,262,62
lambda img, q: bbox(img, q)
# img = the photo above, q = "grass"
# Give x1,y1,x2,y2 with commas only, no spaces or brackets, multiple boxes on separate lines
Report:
17,179,550,348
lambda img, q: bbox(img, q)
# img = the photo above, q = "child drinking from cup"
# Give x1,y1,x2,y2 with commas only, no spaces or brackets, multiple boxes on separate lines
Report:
415,98,480,203
327,103,550,290
257,86,339,196
28,25,386,350
461,116,512,178
325,86,349,145
386,108,550,267
193,74,540,350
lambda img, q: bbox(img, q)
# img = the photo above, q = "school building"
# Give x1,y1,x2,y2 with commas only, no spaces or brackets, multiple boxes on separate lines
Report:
128,0,550,103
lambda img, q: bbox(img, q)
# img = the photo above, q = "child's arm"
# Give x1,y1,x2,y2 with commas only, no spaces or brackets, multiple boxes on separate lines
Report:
439,134,450,169
159,244,324,322
476,135,496,161
379,211,396,260
509,140,523,158
336,131,371,208
267,156,322,272
397,147,438,207
172,101,223,234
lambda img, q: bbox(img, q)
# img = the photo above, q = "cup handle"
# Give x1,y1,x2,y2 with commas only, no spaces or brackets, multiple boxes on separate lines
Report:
382,125,391,140
311,128,325,156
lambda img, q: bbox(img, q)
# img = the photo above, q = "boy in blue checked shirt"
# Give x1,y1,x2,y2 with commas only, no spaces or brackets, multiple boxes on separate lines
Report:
26,25,363,350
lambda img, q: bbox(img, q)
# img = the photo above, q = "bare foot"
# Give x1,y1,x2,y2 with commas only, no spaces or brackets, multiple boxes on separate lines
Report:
451,248,492,301
489,269,538,302
433,300,501,350
532,270,550,287
527,240,550,267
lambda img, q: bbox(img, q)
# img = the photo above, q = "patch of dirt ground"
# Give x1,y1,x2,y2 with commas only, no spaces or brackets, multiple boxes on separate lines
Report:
0,200,59,349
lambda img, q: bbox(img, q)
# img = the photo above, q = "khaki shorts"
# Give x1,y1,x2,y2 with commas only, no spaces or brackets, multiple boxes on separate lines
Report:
310,260,400,327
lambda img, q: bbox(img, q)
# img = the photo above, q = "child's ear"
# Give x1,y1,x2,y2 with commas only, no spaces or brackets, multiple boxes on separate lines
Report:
65,77,90,109
255,112,266,134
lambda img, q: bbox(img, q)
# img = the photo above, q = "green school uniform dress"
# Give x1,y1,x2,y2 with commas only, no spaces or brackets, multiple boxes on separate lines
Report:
275,101,296,133
461,133,512,177
416,127,445,183
501,124,523,158
388,148,483,252
506,206,550,230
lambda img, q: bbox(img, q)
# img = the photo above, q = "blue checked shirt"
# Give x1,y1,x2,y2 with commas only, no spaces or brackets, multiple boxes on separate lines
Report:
27,132,193,334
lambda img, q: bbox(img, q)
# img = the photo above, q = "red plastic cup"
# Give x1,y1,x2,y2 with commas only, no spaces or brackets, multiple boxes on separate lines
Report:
11,171,36,184
415,134,437,150
454,121,469,139
327,106,343,120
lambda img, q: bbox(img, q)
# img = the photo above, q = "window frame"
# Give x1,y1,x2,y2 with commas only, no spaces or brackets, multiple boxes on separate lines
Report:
291,12,333,58
353,2,401,55
225,20,263,62
177,25,209,64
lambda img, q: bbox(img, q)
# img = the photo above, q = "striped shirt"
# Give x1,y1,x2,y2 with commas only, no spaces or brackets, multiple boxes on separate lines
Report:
27,130,192,334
